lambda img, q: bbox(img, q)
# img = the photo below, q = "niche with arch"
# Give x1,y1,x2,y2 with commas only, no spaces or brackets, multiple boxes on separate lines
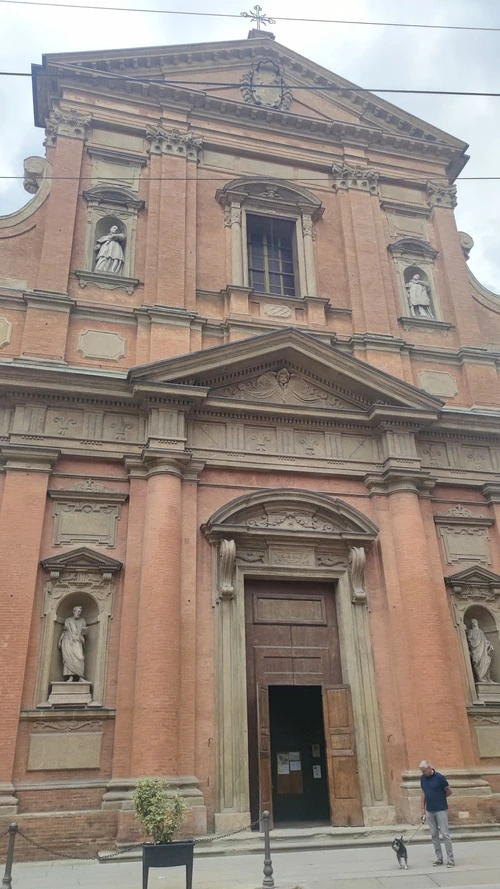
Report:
464,605,500,684
76,184,144,293
388,237,443,323
446,566,500,704
36,547,122,708
403,265,436,319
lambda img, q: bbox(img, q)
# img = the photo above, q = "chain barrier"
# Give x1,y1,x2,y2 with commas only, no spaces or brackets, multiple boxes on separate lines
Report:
194,816,261,844
12,817,262,864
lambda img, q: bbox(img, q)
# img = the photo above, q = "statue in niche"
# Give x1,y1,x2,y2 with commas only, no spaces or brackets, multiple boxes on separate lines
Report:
94,224,125,275
467,618,494,683
58,605,87,681
405,273,434,319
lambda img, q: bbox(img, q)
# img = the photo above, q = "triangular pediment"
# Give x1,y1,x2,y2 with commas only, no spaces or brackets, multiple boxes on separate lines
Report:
41,547,122,574
34,37,467,156
445,566,500,588
129,328,443,415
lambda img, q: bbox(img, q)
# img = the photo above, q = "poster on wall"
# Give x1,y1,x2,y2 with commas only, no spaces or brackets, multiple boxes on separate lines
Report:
313,765,322,779
277,753,290,775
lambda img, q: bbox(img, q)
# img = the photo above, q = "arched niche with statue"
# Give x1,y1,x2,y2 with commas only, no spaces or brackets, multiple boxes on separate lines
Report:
446,566,500,704
35,547,122,708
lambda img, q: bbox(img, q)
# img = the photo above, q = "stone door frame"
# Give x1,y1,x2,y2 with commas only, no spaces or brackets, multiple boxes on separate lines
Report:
202,489,395,831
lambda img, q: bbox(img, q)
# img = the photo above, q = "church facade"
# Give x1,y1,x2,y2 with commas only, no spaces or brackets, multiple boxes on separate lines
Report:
1,29,500,853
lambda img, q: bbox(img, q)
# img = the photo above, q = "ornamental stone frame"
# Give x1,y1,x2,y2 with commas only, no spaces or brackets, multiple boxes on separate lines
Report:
446,566,500,706
216,178,324,298
76,184,144,294
36,548,122,709
202,489,395,831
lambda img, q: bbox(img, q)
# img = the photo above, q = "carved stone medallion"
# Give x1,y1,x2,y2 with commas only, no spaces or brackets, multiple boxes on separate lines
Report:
240,58,292,110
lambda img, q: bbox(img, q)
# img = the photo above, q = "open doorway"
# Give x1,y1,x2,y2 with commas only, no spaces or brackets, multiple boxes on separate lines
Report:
269,685,330,825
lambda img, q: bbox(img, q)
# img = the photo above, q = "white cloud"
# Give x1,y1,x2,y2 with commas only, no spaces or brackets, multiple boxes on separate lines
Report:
1,0,499,292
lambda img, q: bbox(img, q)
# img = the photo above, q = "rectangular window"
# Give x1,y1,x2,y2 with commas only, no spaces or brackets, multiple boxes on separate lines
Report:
247,215,296,296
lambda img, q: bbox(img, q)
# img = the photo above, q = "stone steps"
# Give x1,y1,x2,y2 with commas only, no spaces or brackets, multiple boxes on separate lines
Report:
99,822,500,862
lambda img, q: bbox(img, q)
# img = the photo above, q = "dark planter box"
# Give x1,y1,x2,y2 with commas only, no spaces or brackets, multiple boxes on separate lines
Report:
142,840,194,889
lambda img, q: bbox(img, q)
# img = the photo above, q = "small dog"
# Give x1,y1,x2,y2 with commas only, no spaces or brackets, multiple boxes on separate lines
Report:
391,836,408,869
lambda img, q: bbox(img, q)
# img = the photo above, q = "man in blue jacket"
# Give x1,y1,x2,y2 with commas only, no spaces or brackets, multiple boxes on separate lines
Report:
420,760,454,867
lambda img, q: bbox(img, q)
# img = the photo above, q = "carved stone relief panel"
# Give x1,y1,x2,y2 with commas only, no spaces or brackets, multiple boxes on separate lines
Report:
438,525,492,565
293,431,326,458
245,426,278,454
189,422,227,451
78,330,126,361
418,371,458,399
49,490,127,547
419,441,448,468
212,368,354,409
0,317,12,348
102,412,140,442
45,408,85,438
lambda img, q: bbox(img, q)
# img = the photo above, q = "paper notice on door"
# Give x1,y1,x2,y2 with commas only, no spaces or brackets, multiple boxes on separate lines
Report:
313,765,322,779
311,744,320,758
290,760,301,772
289,751,301,761
277,753,290,775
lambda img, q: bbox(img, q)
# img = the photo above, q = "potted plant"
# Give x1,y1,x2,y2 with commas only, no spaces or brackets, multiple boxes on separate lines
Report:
134,777,193,889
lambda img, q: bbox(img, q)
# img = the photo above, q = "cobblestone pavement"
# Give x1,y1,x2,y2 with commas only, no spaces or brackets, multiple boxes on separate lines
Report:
6,838,500,889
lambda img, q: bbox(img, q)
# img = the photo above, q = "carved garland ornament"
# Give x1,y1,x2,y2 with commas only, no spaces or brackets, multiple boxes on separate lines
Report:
215,368,349,408
240,58,292,110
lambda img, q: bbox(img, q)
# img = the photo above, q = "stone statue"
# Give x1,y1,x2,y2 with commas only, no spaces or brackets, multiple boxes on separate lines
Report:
467,619,494,683
405,273,434,319
94,225,125,275
58,605,87,681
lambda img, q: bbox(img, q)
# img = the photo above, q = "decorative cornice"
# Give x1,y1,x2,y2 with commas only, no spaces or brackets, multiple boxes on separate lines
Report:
145,126,203,160
75,270,140,295
426,181,457,210
364,468,435,496
41,545,122,577
398,316,454,334
331,162,379,194
387,237,439,261
44,108,91,146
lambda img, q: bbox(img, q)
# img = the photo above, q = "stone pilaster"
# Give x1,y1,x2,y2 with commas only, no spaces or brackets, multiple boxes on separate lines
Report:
0,446,59,812
365,469,474,804
130,455,185,776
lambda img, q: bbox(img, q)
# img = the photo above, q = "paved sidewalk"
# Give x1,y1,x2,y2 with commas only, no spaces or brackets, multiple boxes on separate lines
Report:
6,839,500,889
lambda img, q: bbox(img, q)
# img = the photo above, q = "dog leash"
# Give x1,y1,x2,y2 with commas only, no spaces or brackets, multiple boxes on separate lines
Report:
403,821,424,845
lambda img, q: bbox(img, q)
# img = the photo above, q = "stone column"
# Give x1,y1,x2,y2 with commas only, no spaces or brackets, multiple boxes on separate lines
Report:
366,470,474,772
130,457,183,776
0,446,58,813
301,214,318,296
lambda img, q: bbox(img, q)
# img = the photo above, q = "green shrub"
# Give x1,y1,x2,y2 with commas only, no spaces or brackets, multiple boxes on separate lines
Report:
134,778,188,844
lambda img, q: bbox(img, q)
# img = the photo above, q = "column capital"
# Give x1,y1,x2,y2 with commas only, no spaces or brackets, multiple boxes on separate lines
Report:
364,468,435,497
331,162,380,195
140,449,203,481
146,126,203,160
44,108,91,147
426,180,457,210
0,446,59,473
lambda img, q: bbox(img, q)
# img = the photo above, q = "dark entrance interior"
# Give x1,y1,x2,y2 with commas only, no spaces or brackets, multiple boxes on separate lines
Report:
269,685,330,824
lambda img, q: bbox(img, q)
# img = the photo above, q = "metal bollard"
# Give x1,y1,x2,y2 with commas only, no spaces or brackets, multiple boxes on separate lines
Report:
261,811,274,889
2,823,18,889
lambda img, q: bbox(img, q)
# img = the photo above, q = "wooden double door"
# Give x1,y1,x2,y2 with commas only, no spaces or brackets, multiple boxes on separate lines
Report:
246,580,363,827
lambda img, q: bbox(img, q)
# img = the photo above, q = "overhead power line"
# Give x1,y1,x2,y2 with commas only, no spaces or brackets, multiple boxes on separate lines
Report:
1,0,500,33
0,175,498,182
2,68,500,98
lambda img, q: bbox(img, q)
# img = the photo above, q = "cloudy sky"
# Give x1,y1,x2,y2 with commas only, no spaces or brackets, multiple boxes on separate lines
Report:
1,0,499,292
